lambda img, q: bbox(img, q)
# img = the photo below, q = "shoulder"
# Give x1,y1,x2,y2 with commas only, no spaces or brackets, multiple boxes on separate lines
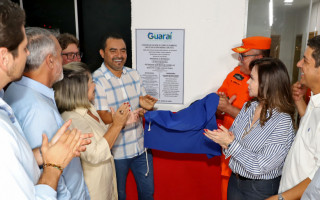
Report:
61,110,82,121
92,66,104,79
125,67,139,75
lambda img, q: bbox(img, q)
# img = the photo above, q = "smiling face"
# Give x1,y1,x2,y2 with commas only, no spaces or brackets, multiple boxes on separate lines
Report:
297,46,320,94
99,38,127,76
247,65,259,97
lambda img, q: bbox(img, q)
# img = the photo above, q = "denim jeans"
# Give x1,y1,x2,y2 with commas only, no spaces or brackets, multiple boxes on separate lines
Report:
227,173,281,200
114,150,154,200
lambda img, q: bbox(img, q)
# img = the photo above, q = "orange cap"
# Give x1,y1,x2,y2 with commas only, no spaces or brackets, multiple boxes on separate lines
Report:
232,36,271,53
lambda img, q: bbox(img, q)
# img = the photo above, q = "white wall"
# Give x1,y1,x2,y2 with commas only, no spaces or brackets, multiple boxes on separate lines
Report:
132,0,247,111
310,1,320,34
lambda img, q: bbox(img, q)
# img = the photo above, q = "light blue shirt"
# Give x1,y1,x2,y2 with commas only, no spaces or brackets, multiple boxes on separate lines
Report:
0,97,57,199
4,76,90,200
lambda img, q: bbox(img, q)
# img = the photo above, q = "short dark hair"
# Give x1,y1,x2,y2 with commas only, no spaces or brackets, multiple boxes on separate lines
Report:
307,35,320,68
57,33,79,50
0,0,25,57
247,58,295,126
100,32,125,50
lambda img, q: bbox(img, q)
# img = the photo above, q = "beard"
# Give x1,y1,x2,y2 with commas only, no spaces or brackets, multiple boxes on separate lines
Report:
53,71,64,84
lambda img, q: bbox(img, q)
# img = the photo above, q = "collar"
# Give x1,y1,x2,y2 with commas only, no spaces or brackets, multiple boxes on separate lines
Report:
15,76,55,101
100,62,127,80
73,104,96,117
310,92,320,107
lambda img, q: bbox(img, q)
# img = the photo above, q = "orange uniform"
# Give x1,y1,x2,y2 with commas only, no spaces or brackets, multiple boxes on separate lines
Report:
217,66,251,200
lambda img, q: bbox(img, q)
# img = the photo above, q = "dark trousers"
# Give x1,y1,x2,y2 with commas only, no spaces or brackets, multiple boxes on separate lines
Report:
227,173,281,200
114,150,154,200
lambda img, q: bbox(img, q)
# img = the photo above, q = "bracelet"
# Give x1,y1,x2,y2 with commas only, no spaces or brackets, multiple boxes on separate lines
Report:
43,163,63,173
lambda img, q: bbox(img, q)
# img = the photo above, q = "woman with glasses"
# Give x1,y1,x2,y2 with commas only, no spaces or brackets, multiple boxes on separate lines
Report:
53,62,138,200
205,58,296,200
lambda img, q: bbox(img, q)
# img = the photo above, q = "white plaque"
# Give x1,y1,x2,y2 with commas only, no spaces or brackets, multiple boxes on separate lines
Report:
136,29,184,104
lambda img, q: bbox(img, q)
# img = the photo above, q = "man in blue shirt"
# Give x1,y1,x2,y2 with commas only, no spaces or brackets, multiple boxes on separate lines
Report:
0,0,91,199
4,27,90,200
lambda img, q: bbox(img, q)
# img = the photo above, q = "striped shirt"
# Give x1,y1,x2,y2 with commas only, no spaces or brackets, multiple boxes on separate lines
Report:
93,63,146,159
224,101,295,180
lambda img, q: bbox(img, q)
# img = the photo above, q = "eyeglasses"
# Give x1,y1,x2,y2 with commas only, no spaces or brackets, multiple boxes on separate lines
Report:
239,53,259,61
61,52,83,60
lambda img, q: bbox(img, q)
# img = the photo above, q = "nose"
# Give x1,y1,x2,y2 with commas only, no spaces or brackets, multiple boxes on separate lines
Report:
297,59,303,68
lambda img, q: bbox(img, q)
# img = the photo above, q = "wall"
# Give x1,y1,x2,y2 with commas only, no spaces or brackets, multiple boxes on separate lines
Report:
246,0,310,81
132,0,247,111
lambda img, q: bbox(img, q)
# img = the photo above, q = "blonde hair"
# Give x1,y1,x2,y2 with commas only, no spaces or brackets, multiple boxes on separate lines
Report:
53,62,91,113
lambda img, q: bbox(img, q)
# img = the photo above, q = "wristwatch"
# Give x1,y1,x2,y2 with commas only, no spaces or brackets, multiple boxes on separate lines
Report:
278,193,284,200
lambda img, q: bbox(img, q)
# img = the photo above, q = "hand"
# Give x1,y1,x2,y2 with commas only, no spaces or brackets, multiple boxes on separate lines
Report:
217,92,236,113
139,95,158,110
204,124,235,149
111,103,130,127
48,120,93,157
126,108,142,125
41,120,92,169
292,81,307,102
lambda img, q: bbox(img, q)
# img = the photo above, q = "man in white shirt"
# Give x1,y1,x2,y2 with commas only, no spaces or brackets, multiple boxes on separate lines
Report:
267,36,320,200
0,0,91,199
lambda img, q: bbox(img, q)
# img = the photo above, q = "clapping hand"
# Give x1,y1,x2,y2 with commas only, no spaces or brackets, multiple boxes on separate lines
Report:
139,95,158,110
204,124,235,149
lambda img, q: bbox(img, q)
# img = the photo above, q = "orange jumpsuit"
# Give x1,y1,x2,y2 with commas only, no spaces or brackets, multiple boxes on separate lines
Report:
217,66,251,200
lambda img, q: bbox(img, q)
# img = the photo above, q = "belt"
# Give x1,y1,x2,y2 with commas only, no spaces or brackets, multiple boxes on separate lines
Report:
233,173,253,181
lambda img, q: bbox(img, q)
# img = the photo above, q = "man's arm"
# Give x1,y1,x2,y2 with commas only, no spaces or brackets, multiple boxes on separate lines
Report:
38,121,92,190
266,178,311,200
217,93,239,118
97,110,113,124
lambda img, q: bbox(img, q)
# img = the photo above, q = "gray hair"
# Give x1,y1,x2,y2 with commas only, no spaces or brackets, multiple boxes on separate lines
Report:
53,62,91,113
25,27,58,72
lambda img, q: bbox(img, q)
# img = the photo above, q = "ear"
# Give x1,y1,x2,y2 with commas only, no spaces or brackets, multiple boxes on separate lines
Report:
0,47,11,72
99,49,105,59
45,54,54,69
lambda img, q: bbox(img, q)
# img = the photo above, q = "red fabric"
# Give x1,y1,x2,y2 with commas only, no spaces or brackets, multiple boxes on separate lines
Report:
126,150,222,200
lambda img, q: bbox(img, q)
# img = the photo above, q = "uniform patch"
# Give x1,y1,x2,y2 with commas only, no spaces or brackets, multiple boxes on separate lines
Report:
233,73,244,81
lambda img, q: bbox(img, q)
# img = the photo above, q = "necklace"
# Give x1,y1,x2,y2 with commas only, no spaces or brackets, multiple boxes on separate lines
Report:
242,120,259,139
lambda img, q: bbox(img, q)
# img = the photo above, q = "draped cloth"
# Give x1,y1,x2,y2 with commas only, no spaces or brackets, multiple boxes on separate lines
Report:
144,93,221,158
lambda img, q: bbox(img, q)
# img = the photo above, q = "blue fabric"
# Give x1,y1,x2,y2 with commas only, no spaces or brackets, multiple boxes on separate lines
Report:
114,150,154,200
144,93,221,158
227,173,280,200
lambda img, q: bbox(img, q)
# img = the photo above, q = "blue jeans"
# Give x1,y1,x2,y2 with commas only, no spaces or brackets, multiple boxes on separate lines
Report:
114,150,154,200
227,173,280,200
